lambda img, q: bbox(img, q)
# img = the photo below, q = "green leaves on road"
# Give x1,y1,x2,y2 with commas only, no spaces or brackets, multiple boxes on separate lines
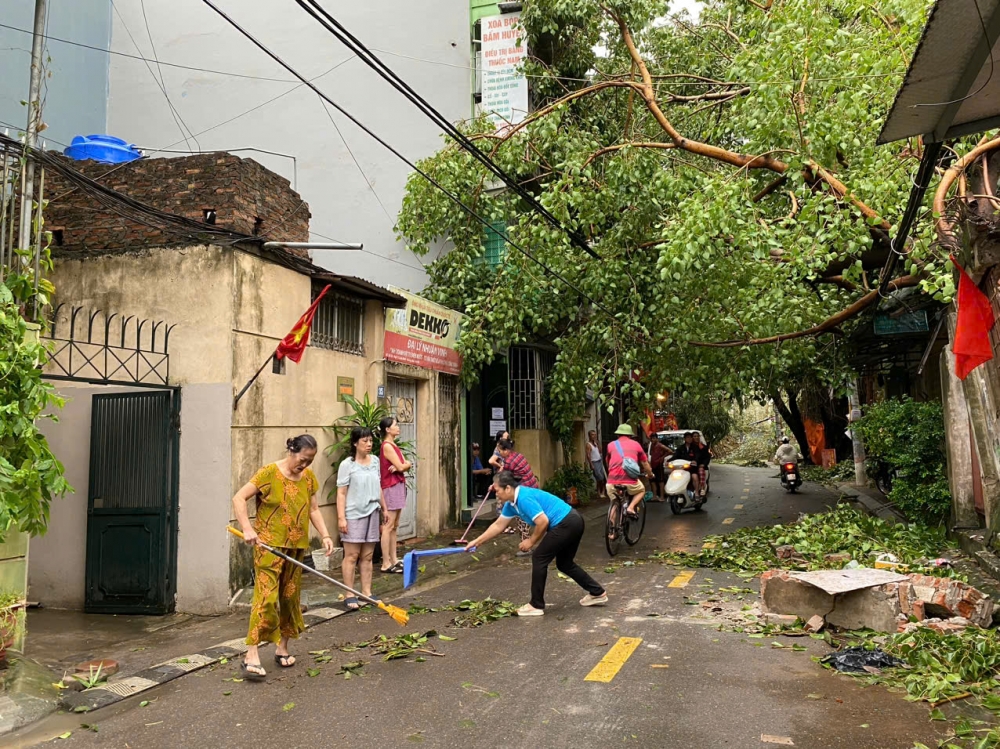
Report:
653,506,953,576
450,598,518,628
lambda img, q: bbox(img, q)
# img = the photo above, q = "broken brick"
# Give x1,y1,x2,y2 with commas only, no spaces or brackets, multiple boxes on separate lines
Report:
804,615,825,633
823,553,852,565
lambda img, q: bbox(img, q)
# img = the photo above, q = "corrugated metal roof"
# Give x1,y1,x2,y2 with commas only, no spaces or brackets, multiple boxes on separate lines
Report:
879,0,1000,144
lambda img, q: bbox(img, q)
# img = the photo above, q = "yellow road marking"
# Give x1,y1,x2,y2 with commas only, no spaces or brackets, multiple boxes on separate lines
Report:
668,571,695,587
733,504,744,510
584,637,643,682
722,517,735,525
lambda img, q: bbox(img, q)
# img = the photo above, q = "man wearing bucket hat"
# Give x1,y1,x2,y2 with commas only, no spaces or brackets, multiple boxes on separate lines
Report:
606,424,653,517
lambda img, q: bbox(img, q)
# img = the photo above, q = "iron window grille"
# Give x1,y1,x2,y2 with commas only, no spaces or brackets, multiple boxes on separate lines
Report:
509,346,554,430
310,283,365,356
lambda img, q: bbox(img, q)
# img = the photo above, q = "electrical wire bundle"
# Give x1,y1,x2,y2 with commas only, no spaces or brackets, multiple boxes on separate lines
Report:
1,131,251,247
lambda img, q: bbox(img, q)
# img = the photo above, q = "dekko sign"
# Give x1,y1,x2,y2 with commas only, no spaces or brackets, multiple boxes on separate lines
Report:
384,288,464,375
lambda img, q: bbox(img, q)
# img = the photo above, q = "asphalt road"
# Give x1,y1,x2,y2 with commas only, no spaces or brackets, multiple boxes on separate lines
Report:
14,465,949,749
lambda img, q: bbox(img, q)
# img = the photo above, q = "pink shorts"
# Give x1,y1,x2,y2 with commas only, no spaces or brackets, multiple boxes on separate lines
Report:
383,481,407,511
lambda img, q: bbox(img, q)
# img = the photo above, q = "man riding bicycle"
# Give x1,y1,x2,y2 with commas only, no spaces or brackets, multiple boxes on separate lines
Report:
605,424,653,517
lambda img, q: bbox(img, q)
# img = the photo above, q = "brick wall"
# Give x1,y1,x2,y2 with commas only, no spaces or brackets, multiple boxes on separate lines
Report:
44,152,311,255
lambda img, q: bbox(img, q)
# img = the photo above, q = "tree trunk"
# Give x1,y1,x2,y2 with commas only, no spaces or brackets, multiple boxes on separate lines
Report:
771,389,813,465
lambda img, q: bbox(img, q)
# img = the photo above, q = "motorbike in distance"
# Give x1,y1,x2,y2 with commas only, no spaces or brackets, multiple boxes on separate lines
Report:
779,461,802,493
664,457,709,515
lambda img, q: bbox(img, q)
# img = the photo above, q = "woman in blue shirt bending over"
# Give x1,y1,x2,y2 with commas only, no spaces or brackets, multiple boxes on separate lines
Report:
465,470,608,616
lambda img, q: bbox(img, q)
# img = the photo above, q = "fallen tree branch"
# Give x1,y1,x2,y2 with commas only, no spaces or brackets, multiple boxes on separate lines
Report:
814,275,857,291
689,275,920,347
582,141,677,169
935,135,1000,245
610,9,893,235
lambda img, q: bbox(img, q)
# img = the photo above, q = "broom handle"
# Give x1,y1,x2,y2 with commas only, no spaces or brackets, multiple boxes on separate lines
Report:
460,487,493,539
227,526,381,607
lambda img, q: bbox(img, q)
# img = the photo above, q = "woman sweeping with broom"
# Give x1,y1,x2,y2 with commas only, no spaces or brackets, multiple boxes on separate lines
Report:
232,434,334,681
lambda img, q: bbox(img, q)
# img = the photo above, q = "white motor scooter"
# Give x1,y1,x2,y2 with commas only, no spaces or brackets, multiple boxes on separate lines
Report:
664,458,709,515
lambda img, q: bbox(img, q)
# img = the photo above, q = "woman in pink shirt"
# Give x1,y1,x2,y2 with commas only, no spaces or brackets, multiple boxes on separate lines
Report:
378,416,411,573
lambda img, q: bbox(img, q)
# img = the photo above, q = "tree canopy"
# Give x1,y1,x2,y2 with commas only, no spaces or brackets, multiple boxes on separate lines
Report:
398,0,944,441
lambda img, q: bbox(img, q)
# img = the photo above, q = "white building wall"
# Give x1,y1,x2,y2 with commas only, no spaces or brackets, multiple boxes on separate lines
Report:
104,0,470,293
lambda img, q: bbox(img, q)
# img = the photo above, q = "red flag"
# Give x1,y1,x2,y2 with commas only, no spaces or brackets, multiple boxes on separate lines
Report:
275,284,331,363
951,256,995,380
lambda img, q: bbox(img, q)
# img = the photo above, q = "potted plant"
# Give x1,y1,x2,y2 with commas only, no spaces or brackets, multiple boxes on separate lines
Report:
543,464,595,507
0,592,26,666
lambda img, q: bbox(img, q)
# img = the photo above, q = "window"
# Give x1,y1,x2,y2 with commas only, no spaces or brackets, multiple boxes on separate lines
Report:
310,282,365,356
481,221,508,268
509,346,554,430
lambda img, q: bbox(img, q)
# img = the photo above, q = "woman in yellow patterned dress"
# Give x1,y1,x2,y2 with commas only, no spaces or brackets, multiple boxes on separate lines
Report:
231,434,334,681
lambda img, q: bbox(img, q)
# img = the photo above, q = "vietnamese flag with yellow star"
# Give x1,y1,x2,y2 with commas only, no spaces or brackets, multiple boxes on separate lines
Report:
274,284,331,363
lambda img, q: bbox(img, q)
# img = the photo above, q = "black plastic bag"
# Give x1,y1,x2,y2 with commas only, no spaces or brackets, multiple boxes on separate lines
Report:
821,646,904,673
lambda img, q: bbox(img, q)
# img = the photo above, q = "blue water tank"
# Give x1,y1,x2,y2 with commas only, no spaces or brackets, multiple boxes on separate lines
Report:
64,135,142,164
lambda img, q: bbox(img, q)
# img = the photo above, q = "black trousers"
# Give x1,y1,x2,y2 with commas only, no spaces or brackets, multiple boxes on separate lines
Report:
530,510,604,609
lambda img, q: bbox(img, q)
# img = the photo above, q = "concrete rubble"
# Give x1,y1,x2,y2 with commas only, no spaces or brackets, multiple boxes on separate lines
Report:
760,568,995,633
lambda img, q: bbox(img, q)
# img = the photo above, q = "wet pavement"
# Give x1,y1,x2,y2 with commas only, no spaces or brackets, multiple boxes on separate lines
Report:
4,465,951,748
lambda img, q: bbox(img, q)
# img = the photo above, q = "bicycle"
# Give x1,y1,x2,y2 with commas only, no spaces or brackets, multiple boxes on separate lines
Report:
605,484,646,556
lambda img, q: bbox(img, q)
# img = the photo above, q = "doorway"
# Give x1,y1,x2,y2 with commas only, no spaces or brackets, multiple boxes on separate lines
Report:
85,391,179,614
387,377,417,540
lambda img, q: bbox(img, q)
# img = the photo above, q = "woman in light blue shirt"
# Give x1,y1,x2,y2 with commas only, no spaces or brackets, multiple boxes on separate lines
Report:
336,427,388,610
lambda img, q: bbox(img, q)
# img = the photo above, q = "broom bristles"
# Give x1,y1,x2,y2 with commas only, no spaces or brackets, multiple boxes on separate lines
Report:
380,603,410,626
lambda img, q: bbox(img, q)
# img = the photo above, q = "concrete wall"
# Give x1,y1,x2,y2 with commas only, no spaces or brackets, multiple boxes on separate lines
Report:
105,0,471,292
40,247,235,612
0,0,111,147
48,245,235,386
512,429,565,488
176,383,232,614
230,250,386,523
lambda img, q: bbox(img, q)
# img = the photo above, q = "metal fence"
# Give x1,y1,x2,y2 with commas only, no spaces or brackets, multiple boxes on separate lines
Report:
509,346,554,431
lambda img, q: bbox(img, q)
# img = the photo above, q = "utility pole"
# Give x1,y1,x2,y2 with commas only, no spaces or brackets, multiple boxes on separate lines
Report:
18,0,47,255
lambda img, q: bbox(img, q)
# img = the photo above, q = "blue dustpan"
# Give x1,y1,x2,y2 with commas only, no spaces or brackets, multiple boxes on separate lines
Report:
403,546,471,588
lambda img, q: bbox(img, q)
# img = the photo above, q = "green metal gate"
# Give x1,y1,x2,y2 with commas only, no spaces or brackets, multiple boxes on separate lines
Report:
85,391,179,614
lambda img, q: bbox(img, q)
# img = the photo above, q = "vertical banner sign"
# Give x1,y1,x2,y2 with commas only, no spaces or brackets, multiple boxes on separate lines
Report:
384,288,464,375
481,12,528,131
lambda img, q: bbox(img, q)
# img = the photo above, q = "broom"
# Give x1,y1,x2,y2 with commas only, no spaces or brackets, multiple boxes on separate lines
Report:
227,526,409,626
452,486,494,545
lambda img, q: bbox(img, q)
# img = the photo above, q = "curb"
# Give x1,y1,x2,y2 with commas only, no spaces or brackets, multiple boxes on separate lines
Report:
59,604,351,713
836,482,908,524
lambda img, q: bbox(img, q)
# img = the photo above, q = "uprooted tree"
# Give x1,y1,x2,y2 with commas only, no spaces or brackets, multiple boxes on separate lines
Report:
398,0,950,443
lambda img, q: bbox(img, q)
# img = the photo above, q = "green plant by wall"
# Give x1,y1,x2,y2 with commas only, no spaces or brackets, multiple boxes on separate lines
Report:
542,463,595,501
325,393,416,481
854,398,951,523
0,282,69,541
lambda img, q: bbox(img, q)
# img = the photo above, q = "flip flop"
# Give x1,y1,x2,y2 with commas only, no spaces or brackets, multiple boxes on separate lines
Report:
274,653,296,668
241,659,266,682
345,597,360,610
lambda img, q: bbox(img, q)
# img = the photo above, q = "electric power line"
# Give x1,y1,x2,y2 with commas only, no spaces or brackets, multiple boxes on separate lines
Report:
0,20,907,88
110,0,197,151
294,0,600,260
0,20,299,83
197,0,617,319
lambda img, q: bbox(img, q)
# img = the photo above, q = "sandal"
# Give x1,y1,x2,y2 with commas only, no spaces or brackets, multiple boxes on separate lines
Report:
345,597,360,610
388,561,404,573
241,659,266,681
274,653,296,668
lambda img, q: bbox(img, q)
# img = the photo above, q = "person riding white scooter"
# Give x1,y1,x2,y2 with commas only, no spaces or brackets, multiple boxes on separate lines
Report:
774,437,803,492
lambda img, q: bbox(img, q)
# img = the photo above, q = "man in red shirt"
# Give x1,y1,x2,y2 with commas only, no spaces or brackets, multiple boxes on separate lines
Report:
605,424,653,516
